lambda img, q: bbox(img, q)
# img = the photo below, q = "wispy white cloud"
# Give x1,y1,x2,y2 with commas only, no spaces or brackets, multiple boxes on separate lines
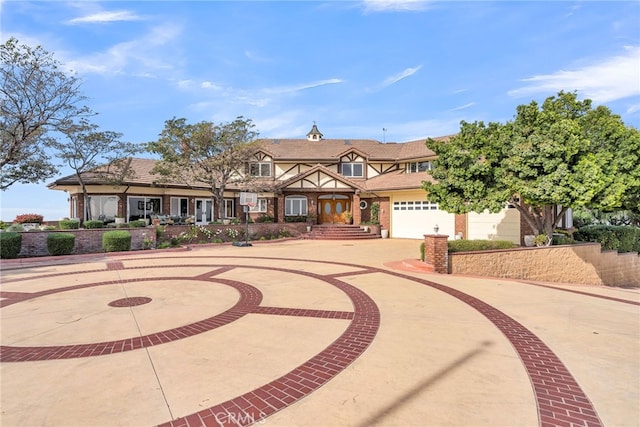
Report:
66,10,144,24
627,103,640,114
63,23,183,76
361,0,431,13
449,102,475,112
201,81,223,90
186,78,344,111
508,46,640,103
370,66,422,92
265,78,344,94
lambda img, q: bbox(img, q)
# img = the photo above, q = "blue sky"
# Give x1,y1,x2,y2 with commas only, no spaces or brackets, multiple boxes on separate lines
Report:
1,0,639,222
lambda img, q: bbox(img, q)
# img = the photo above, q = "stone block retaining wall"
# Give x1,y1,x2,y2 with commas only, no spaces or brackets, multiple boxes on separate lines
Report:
448,243,639,286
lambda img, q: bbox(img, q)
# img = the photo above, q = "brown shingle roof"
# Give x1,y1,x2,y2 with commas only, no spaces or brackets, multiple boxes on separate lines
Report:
255,135,449,161
363,169,436,192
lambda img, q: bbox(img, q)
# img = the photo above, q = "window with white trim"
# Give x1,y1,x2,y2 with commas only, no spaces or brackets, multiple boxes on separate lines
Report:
249,199,268,213
285,196,308,216
393,200,438,211
88,196,118,220
341,162,363,177
249,162,271,177
170,197,189,216
407,161,433,173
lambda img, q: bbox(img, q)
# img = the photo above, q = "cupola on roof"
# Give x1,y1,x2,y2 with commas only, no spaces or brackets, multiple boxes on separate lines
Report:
306,122,323,141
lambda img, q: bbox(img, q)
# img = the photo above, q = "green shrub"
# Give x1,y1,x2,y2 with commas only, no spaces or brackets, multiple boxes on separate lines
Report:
83,220,104,229
6,224,24,232
59,219,80,229
284,215,307,223
47,233,75,256
102,230,132,252
0,232,22,259
448,239,518,253
419,242,425,261
255,214,274,223
574,225,640,253
130,220,147,228
115,222,131,228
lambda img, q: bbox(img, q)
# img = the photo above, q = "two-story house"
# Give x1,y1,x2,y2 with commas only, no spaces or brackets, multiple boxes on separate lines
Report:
47,124,524,242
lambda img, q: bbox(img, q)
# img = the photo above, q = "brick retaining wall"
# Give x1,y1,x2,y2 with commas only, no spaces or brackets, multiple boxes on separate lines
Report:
16,228,157,257
449,243,640,286
12,223,308,258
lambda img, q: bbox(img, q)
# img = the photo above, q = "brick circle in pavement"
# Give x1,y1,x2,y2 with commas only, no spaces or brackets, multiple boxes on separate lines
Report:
0,256,603,427
108,296,153,307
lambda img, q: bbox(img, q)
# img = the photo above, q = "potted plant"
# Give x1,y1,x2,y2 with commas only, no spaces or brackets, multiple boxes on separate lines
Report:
344,211,352,224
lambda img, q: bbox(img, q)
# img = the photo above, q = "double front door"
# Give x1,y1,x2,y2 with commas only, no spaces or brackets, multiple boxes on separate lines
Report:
195,199,213,224
319,196,351,224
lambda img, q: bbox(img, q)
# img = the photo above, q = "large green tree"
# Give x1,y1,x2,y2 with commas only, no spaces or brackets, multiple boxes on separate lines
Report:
424,91,640,242
51,119,139,220
147,116,259,220
1,38,91,189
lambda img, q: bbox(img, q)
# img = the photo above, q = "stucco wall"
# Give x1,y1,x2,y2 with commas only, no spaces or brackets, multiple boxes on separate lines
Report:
449,243,640,286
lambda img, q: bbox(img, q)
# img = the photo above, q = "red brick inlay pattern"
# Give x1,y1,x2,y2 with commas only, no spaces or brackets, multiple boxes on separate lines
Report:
381,269,605,427
0,276,262,362
108,296,152,307
159,264,380,427
1,255,606,427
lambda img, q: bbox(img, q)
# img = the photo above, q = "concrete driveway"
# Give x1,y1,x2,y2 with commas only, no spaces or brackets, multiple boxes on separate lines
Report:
1,239,638,427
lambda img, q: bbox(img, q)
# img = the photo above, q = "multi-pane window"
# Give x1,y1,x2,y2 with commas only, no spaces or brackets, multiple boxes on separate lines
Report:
285,196,308,216
170,197,189,216
393,200,438,211
407,161,433,173
88,196,118,220
341,162,363,177
249,199,268,213
249,162,271,177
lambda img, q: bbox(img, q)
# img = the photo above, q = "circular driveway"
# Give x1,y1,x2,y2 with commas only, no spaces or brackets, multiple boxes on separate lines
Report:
1,240,638,427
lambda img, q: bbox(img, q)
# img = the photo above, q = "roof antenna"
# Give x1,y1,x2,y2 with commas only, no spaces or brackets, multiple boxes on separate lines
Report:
382,128,387,143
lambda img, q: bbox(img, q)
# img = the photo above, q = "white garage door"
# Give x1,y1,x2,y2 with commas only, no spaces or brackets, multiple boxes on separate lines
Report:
467,208,521,244
391,199,456,239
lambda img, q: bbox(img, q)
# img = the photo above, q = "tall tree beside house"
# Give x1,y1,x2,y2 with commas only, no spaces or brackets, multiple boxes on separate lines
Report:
1,38,91,190
423,91,640,244
147,116,259,221
51,119,140,220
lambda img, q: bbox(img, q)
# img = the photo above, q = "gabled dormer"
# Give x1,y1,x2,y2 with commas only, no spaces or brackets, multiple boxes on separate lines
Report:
306,123,323,141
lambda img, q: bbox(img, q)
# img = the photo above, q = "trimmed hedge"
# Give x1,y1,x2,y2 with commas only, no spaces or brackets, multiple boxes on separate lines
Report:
83,220,104,229
59,219,80,230
574,225,640,253
448,239,518,253
47,233,75,256
130,220,147,228
0,232,22,259
102,230,132,252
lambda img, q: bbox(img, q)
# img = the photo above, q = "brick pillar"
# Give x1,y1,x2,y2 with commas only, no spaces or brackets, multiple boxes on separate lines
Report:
277,194,285,223
423,234,449,274
353,194,361,225
454,214,467,239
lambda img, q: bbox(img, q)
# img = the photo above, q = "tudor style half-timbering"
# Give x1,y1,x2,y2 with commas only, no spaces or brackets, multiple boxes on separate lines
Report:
48,124,533,241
